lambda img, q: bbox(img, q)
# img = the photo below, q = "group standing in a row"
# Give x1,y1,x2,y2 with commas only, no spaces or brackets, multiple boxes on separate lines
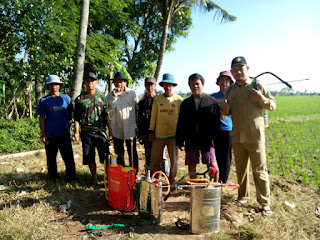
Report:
37,56,276,216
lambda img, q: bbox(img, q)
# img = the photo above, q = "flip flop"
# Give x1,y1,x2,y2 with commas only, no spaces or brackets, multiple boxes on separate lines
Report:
234,199,248,206
175,220,190,230
261,208,273,216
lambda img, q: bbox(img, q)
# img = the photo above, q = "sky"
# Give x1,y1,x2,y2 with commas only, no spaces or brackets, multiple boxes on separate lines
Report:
130,0,320,95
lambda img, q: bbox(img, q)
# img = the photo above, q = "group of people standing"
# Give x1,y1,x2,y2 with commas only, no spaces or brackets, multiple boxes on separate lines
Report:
37,56,276,216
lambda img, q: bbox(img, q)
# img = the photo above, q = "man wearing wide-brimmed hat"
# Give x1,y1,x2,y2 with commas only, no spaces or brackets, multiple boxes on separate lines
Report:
73,72,112,186
37,75,76,182
107,72,139,171
211,70,234,183
149,73,183,184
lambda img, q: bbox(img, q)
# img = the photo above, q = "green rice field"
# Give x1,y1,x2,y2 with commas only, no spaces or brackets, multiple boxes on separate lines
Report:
265,96,320,188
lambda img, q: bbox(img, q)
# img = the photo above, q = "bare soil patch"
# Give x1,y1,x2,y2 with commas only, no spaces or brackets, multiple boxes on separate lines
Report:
0,143,319,239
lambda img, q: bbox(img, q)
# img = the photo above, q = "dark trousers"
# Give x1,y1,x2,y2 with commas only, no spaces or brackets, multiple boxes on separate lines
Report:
80,131,110,164
113,137,139,172
214,131,232,183
45,136,76,180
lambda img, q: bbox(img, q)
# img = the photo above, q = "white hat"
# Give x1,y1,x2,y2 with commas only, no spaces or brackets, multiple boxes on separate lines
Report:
46,75,65,88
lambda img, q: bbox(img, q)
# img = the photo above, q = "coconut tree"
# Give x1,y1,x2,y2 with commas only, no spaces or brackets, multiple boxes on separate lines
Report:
154,0,236,80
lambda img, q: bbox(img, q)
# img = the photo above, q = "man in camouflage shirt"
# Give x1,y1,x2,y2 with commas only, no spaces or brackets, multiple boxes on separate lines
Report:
73,72,112,186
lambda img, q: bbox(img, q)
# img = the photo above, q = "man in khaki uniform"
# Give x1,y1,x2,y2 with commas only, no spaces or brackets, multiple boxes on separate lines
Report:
221,56,276,216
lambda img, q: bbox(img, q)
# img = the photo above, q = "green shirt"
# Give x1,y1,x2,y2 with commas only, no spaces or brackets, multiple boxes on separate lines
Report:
74,93,109,132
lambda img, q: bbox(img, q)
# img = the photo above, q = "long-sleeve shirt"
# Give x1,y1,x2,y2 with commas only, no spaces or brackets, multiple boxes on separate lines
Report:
107,87,138,139
225,78,276,144
137,94,156,135
149,93,183,139
176,94,220,151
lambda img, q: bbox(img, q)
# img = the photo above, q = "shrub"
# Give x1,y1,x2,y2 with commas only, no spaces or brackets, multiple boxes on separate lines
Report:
0,118,42,154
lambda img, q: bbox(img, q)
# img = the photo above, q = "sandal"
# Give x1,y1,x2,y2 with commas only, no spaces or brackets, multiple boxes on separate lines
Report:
175,220,190,230
235,199,248,206
261,208,273,216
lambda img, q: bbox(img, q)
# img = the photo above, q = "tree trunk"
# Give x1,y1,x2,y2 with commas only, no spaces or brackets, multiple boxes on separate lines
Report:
71,0,90,100
154,22,169,81
154,0,175,82
35,76,42,105
26,81,33,118
104,65,114,96
10,90,19,120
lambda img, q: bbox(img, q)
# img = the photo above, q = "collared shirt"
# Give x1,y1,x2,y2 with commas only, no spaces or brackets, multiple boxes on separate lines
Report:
225,78,276,143
107,87,138,139
149,93,183,139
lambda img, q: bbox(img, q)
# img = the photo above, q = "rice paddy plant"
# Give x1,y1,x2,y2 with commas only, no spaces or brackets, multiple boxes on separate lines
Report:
302,169,310,185
287,154,293,172
266,118,320,188
268,96,320,119
280,160,288,179
313,165,320,188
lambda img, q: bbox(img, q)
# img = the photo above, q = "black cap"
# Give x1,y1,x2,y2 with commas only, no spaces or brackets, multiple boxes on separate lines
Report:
145,77,156,84
112,72,128,81
85,72,97,80
231,56,247,68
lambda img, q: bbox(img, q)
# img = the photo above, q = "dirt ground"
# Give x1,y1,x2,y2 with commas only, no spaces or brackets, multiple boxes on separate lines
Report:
1,143,320,240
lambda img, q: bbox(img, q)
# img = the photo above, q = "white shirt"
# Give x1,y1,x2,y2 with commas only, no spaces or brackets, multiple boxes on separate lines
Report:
107,87,138,139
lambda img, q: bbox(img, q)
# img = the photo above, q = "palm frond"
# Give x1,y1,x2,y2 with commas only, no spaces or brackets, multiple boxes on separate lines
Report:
196,0,237,23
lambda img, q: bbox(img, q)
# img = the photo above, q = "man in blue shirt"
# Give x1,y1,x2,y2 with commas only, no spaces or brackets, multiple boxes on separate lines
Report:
211,71,234,183
37,75,76,181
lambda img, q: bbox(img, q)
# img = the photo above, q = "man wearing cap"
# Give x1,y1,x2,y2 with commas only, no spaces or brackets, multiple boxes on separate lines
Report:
73,72,112,186
221,56,276,216
107,72,139,171
211,71,234,183
176,73,220,182
137,77,169,175
149,73,183,184
36,75,76,181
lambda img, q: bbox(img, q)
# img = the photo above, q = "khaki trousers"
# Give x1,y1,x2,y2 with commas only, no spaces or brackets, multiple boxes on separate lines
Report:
233,142,271,207
150,139,178,183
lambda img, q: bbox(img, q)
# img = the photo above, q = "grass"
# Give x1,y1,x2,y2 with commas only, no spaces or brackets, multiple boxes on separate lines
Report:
0,146,320,240
265,97,320,188
268,96,320,119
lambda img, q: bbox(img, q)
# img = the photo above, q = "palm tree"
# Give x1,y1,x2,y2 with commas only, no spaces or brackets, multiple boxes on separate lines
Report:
154,0,236,80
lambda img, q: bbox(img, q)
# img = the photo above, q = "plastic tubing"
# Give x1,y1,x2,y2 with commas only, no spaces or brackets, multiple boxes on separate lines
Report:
186,179,239,191
152,171,170,195
186,178,211,185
